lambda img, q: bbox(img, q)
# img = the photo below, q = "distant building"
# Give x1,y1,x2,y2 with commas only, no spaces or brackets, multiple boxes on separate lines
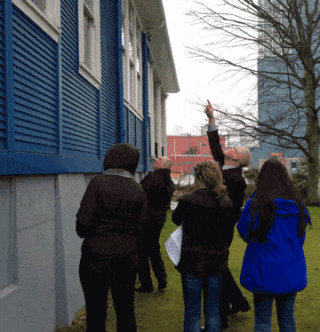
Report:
167,135,225,174
250,0,316,174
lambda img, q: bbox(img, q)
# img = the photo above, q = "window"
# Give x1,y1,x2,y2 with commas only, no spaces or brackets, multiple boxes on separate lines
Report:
155,142,158,158
201,143,206,147
78,0,101,89
259,0,291,57
292,161,297,170
12,0,61,42
122,0,143,117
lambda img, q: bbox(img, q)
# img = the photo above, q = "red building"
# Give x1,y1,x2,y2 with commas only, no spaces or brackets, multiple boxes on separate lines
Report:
167,135,226,174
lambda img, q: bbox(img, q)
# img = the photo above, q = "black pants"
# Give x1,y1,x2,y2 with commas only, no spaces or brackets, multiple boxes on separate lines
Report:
138,211,167,288
79,252,139,332
220,268,246,321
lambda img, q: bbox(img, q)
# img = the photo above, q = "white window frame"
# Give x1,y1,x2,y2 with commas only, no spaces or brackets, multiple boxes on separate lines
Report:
122,0,143,119
78,0,101,89
12,0,61,42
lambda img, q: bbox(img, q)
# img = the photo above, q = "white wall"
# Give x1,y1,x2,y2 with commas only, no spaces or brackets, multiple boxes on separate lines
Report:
0,173,90,332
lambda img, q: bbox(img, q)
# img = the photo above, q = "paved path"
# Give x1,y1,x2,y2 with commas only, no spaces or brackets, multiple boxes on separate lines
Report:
170,201,178,211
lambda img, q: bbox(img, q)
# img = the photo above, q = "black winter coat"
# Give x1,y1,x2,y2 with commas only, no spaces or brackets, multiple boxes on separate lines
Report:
76,174,147,256
208,130,247,223
172,189,234,277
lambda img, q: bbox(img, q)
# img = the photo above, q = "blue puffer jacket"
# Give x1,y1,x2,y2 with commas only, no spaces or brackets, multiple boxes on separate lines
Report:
237,198,310,295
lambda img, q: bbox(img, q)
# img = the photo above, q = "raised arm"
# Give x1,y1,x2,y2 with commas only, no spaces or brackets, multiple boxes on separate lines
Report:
205,100,225,168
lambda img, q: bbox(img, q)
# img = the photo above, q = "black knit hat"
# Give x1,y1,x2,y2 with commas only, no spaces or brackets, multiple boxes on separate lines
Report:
103,143,140,175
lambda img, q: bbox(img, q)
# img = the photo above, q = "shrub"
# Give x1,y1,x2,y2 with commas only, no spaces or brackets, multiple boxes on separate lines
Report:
243,167,259,184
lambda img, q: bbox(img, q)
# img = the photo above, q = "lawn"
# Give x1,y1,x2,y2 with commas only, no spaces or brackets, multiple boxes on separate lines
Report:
57,207,320,332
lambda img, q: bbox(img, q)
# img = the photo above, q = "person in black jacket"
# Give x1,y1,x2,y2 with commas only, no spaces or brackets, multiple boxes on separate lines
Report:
172,160,234,332
76,143,148,332
136,156,175,292
205,101,251,329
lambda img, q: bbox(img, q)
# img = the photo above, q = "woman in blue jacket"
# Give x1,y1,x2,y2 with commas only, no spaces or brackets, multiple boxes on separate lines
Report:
237,159,311,332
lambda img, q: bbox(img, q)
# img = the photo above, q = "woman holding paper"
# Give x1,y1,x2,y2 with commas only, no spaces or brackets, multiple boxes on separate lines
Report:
172,160,234,332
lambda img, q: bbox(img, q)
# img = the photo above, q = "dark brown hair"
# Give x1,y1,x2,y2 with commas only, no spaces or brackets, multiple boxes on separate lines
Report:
249,158,310,241
103,143,140,175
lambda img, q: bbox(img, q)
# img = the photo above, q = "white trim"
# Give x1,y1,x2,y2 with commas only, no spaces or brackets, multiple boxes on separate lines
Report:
79,63,102,89
12,0,61,42
78,0,101,89
0,285,20,299
124,100,144,121
148,62,156,158
122,0,143,115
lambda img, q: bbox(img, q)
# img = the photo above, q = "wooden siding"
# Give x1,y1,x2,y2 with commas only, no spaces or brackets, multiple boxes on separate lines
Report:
128,111,135,144
60,0,100,159
13,6,58,154
100,0,119,155
0,1,5,150
136,117,143,172
124,106,145,171
0,0,153,175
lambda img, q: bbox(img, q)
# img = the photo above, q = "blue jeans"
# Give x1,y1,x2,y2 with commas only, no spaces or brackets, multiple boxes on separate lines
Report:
181,274,222,332
254,292,297,332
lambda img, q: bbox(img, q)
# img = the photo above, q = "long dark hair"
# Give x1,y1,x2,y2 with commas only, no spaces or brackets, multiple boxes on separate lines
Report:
249,158,310,241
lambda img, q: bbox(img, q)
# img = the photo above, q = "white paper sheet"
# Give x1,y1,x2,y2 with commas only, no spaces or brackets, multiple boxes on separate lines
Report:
165,226,182,266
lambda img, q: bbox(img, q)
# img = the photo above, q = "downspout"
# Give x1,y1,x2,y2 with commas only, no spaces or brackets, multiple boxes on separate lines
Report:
117,0,126,143
142,34,149,172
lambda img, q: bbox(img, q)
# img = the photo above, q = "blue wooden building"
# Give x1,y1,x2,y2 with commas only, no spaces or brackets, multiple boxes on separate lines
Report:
0,0,179,331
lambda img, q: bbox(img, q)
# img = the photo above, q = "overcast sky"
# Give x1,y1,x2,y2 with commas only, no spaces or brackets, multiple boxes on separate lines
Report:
162,0,258,135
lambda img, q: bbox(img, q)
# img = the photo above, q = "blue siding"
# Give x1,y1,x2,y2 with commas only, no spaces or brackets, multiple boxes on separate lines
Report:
122,106,145,172
128,111,135,144
0,1,5,149
136,118,144,172
100,0,119,154
124,106,128,141
0,0,153,175
61,0,99,158
12,6,59,154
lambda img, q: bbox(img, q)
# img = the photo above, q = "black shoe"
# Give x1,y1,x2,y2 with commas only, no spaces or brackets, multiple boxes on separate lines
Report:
239,297,251,312
229,297,251,314
135,286,153,293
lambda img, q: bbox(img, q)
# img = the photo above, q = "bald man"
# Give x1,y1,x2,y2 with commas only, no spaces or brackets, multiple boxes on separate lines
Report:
136,156,175,293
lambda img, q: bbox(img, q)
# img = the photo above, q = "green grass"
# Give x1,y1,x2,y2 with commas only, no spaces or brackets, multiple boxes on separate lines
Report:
57,208,320,332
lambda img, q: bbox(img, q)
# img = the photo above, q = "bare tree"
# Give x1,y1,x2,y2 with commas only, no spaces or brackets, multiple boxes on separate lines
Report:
187,0,320,205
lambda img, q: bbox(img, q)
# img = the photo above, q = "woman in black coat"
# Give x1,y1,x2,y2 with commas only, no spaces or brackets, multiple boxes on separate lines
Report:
76,143,148,332
172,160,234,332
